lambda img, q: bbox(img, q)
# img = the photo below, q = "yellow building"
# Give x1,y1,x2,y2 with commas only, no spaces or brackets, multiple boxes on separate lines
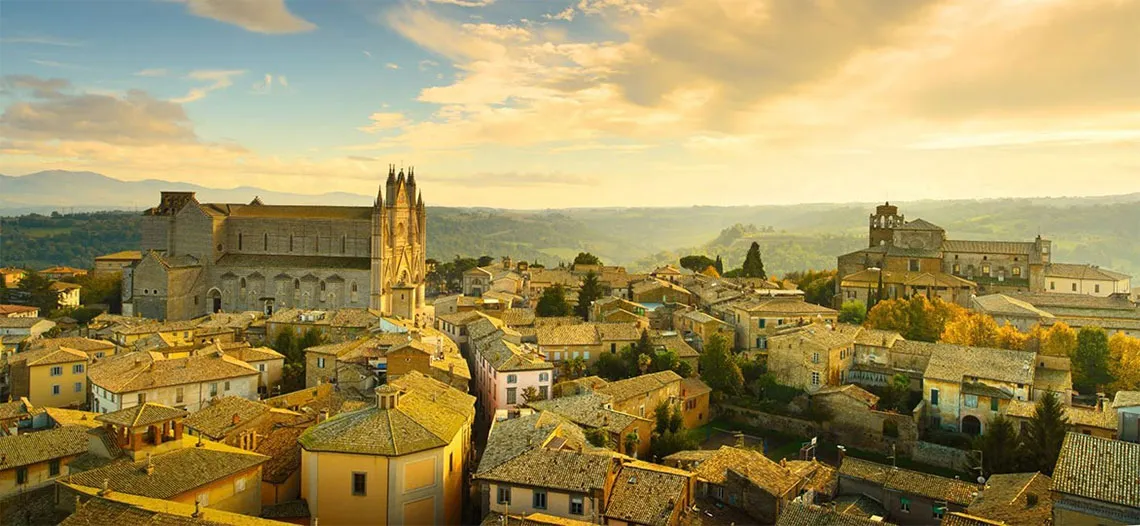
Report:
7,346,89,408
112,319,202,348
766,323,861,393
0,424,90,497
68,403,269,516
60,484,294,526
299,371,476,525
923,344,1037,435
680,377,711,430
93,250,143,276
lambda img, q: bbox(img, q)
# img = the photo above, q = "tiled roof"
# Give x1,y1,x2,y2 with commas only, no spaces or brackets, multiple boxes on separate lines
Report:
536,324,600,346
972,294,1055,319
831,495,887,519
1005,400,1116,431
328,308,381,328
924,344,1036,385
1045,263,1130,281
0,425,90,469
0,304,39,316
775,502,896,526
44,407,102,428
683,446,803,496
477,446,618,492
595,322,642,341
853,329,903,348
0,398,36,421
9,345,87,366
898,218,944,231
680,377,712,398
652,333,699,358
1113,391,1140,408
60,487,292,526
814,384,879,407
477,337,552,372
1004,291,1138,312
500,308,537,327
222,345,284,363
596,370,682,404
88,350,259,393
737,298,838,316
482,513,596,526
966,472,1053,526
841,269,976,289
299,371,474,456
184,397,272,439
255,424,306,484
0,317,54,329
838,457,980,505
528,393,641,434
1051,432,1140,508
770,323,863,352
476,411,596,475
68,442,269,499
28,337,116,354
436,310,485,326
211,203,371,220
97,403,189,429
939,513,1006,526
605,461,690,526
942,240,1036,255
95,250,143,261
260,500,310,520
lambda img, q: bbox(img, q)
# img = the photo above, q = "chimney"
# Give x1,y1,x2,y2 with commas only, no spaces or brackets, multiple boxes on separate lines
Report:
318,409,329,423
232,413,241,425
145,453,154,475
99,479,111,496
837,445,847,464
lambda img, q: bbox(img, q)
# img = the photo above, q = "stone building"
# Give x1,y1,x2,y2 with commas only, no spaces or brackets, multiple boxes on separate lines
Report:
837,203,1052,304
123,166,427,321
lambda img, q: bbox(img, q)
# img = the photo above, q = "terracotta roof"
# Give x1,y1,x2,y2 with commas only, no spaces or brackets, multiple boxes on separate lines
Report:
1044,263,1130,281
770,323,863,352
972,294,1055,319
61,487,292,526
476,446,618,493
67,444,270,500
1113,391,1140,408
854,329,903,348
939,513,1006,526
183,397,272,440
88,350,259,393
838,457,980,505
113,319,201,336
830,495,887,519
942,240,1036,255
222,345,284,363
537,324,600,346
299,371,474,456
596,370,682,404
775,502,896,526
44,407,102,428
966,472,1053,526
0,304,38,316
681,446,803,496
528,393,642,434
436,310,485,326
1005,400,1115,431
841,269,976,289
898,218,944,231
736,298,838,316
477,337,552,372
0,398,36,421
594,322,641,341
1003,291,1138,312
680,377,712,398
476,411,596,475
255,425,306,485
8,345,87,366
0,425,90,469
814,384,879,408
924,344,1036,385
652,333,699,359
605,461,690,526
95,250,143,261
481,513,596,526
499,308,537,327
28,337,115,354
97,403,189,428
0,317,55,329
1051,432,1140,508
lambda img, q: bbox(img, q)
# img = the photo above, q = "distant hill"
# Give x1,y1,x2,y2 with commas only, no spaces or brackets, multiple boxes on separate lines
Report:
2,170,1138,277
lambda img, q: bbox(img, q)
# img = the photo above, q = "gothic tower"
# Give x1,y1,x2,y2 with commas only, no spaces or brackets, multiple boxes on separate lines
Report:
869,202,904,248
369,165,427,318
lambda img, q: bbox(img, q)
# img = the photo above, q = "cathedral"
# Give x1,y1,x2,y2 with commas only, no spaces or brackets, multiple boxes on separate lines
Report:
122,166,427,321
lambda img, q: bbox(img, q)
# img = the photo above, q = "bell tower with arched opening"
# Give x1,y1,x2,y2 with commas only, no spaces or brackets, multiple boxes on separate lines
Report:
869,202,904,248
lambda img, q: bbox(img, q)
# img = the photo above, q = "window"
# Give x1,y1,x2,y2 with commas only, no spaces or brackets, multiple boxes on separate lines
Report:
909,259,920,271
73,364,84,374
900,497,910,512
53,384,61,395
1095,284,1100,293
964,394,978,408
570,495,585,515
49,459,61,477
176,387,184,404
74,382,83,393
264,232,269,251
16,467,28,485
138,393,147,404
352,472,367,496
317,357,326,368
1050,281,1055,290
95,352,104,359
497,486,511,505
533,490,548,510
259,363,266,372
930,388,939,406
1072,283,1077,292
539,372,549,382
341,235,347,254
811,372,820,385
224,381,230,391
572,351,579,359
811,352,820,364
982,264,991,276
1012,266,1021,277
210,383,218,397
506,387,517,405
289,234,295,252
50,366,63,376
238,233,243,251
610,343,617,353
507,374,517,384
953,263,961,274
758,319,766,329
449,452,454,474
538,386,549,400
990,397,999,412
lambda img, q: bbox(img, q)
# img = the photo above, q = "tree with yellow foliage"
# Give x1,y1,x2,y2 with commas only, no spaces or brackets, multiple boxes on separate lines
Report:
865,296,966,342
996,324,1030,351
1025,322,1078,357
1108,332,1140,394
941,312,1000,348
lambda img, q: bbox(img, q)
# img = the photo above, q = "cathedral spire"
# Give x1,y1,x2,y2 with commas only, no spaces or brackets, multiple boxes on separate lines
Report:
386,164,396,185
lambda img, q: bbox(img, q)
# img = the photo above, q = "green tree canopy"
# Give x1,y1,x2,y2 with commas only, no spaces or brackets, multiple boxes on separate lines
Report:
838,300,867,324
975,415,1022,476
679,255,715,273
573,252,602,266
1073,326,1114,394
699,334,744,396
536,284,572,317
575,271,603,319
740,241,767,279
477,255,495,267
1022,392,1069,475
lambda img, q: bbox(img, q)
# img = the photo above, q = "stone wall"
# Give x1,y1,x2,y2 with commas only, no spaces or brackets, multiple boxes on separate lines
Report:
911,441,972,472
222,217,372,258
719,404,821,438
817,393,919,456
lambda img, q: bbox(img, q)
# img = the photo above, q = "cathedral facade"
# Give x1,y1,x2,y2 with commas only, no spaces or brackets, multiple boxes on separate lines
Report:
123,166,427,321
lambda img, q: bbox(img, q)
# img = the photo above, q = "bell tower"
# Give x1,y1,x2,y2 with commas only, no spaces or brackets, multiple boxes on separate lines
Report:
869,202,903,248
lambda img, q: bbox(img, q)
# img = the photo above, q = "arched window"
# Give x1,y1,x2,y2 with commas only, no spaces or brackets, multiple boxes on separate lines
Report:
240,278,247,291
341,235,347,254
238,233,243,251
294,279,300,290
289,235,295,252
320,281,326,292
350,281,358,303
263,232,269,251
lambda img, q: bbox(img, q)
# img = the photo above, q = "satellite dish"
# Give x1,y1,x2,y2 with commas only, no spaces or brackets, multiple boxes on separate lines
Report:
977,476,987,484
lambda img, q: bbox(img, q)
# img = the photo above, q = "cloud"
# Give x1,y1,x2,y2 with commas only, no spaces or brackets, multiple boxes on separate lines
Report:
418,59,439,71
177,0,316,34
427,0,496,6
134,68,169,77
358,112,410,133
543,6,576,21
436,171,598,188
0,75,199,146
28,59,83,69
0,35,83,47
362,50,373,59
385,62,400,70
172,69,245,103
278,76,288,88
252,73,274,93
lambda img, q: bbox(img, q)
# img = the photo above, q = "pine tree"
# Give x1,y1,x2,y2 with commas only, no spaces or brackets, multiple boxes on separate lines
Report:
976,415,1021,476
575,271,603,319
714,255,724,275
536,284,572,317
1022,392,1069,475
741,242,766,279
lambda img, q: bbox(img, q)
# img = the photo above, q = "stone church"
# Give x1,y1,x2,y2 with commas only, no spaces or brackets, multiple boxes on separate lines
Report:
123,166,427,321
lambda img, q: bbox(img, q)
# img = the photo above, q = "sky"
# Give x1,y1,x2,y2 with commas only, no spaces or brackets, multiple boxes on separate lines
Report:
1,0,1138,208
